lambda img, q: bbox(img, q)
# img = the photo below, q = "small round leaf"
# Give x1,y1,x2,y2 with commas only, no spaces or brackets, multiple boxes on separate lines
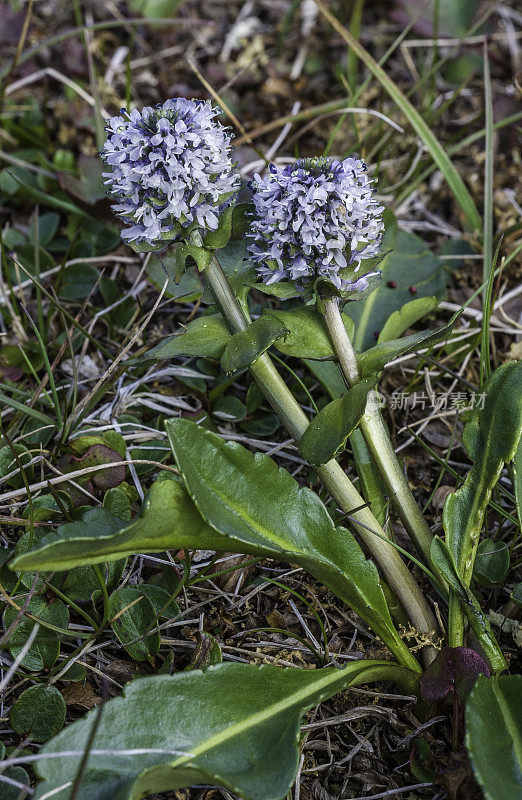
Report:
10,685,66,742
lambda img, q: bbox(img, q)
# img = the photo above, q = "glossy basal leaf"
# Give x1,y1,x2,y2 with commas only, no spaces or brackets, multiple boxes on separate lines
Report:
357,314,460,378
140,314,230,363
9,487,225,572
103,486,132,521
443,361,522,585
465,675,522,800
212,395,247,422
79,444,126,490
29,212,60,247
299,376,378,466
221,316,289,375
347,227,446,352
377,297,439,342
1,766,30,800
32,660,418,800
51,558,127,603
265,307,354,360
240,412,280,437
108,587,160,661
139,584,180,620
12,448,412,666
166,418,414,667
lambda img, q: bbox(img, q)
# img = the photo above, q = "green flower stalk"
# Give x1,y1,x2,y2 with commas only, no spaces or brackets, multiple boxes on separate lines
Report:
322,294,434,563
247,155,434,566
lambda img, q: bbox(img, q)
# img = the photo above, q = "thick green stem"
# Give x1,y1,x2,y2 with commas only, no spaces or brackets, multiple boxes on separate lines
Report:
448,595,464,647
204,256,438,665
323,296,434,565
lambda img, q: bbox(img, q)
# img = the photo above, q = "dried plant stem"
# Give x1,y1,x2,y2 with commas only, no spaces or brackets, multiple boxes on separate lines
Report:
323,296,434,565
203,254,437,665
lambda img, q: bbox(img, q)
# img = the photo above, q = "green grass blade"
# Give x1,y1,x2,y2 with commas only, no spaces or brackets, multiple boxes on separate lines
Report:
314,0,482,233
0,392,57,427
482,38,494,300
21,307,64,429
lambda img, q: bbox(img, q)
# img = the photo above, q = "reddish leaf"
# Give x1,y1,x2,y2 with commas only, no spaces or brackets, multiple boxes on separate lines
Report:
391,0,482,37
0,358,23,382
421,646,490,704
79,445,126,490
0,2,27,46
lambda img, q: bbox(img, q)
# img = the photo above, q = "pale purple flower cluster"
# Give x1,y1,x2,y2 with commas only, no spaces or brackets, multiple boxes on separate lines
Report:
247,157,385,292
101,98,239,245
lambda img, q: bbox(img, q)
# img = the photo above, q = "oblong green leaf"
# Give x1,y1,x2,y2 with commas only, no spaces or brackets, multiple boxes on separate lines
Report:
9,485,225,573
358,313,460,378
299,376,378,466
466,674,522,800
444,361,522,584
140,314,230,363
473,539,509,587
166,418,417,669
221,315,289,375
430,537,506,673
33,660,418,800
12,435,415,667
266,307,354,360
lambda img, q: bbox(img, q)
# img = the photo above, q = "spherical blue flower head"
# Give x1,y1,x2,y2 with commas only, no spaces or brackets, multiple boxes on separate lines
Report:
101,98,239,245
247,156,385,294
